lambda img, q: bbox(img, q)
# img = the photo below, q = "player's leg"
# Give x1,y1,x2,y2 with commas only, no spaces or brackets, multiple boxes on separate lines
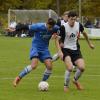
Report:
62,48,73,92
72,65,77,72
13,58,38,87
52,52,59,62
19,58,38,78
42,59,52,81
13,47,39,87
73,58,85,90
40,49,53,81
64,56,73,92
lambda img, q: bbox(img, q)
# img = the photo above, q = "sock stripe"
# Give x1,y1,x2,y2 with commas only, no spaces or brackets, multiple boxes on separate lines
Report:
25,68,28,73
45,72,52,75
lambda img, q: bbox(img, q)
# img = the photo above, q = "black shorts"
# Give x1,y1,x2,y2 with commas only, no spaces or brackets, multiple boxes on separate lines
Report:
62,48,83,65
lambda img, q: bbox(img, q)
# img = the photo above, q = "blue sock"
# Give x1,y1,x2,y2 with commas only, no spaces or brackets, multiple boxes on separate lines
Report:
19,65,32,78
42,69,52,81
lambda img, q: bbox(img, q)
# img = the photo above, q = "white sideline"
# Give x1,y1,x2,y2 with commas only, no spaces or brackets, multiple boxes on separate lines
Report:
0,74,100,80
0,64,100,71
0,64,100,80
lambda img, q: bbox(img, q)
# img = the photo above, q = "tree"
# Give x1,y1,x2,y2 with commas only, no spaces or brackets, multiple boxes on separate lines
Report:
0,0,100,17
0,0,22,13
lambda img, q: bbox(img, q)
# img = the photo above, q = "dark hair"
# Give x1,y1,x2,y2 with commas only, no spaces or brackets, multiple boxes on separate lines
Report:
47,18,56,26
68,11,78,18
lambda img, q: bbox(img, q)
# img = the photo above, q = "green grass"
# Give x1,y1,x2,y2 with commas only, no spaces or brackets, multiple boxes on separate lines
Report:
0,36,100,100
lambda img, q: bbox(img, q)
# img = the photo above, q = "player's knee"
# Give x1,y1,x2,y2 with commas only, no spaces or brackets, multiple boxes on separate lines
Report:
82,68,85,72
67,66,73,72
45,63,52,70
67,68,73,72
79,67,85,72
46,66,52,70
31,65,37,70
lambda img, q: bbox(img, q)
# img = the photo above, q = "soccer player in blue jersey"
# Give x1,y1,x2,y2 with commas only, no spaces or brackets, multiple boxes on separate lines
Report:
13,18,59,87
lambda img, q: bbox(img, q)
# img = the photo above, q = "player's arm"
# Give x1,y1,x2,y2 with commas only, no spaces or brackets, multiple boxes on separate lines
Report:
5,27,16,32
7,24,29,32
51,25,61,39
51,27,62,55
15,23,38,32
55,36,63,60
59,25,65,47
16,24,29,31
55,25,65,59
80,23,94,49
29,24,39,32
56,18,61,27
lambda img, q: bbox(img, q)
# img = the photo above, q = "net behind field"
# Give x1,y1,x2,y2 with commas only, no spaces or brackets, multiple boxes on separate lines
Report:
8,9,58,25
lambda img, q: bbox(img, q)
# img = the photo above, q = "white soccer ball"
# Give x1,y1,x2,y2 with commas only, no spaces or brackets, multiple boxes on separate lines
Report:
38,81,49,91
21,34,26,37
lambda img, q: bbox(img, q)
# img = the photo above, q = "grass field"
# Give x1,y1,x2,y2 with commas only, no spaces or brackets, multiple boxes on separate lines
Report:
0,36,100,100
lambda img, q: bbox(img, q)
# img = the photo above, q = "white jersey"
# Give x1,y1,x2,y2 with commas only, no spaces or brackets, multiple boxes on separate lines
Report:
61,20,66,25
63,22,80,50
9,21,17,29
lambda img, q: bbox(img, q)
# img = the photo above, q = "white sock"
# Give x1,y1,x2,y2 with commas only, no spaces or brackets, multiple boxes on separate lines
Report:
25,65,32,72
73,65,75,69
52,53,59,61
74,68,82,81
64,70,71,87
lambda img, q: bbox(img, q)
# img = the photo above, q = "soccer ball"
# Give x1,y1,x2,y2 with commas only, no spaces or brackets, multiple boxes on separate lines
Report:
21,33,27,37
38,81,49,91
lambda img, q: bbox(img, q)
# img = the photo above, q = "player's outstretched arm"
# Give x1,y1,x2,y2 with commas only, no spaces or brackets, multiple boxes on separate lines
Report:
16,24,29,31
82,31,95,49
55,36,63,60
5,27,15,32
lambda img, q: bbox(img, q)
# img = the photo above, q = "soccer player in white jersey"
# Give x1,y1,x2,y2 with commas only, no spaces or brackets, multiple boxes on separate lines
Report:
52,11,76,71
55,11,94,92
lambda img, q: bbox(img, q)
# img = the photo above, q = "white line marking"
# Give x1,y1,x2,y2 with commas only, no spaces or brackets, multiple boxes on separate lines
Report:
0,74,100,80
0,65,100,71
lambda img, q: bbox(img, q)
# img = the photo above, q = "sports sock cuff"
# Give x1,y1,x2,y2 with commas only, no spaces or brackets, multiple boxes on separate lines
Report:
44,69,52,75
25,65,32,73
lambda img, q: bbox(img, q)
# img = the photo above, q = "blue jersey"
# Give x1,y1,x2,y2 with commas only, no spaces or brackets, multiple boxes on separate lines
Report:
29,23,59,50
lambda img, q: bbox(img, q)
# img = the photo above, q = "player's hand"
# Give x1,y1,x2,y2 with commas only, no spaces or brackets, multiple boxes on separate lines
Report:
59,43,64,48
52,33,61,40
52,33,58,39
6,28,15,32
89,43,95,49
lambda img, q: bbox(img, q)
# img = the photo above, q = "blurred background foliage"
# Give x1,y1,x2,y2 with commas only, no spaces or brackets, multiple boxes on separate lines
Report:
0,0,100,28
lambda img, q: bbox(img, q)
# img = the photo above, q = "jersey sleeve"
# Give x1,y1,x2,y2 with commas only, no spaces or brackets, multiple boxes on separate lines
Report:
56,18,61,27
79,23,84,33
16,24,29,31
29,24,39,31
59,25,65,43
52,25,60,35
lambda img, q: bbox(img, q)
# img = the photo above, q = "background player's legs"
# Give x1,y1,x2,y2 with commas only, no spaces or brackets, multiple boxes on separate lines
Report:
42,59,52,81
